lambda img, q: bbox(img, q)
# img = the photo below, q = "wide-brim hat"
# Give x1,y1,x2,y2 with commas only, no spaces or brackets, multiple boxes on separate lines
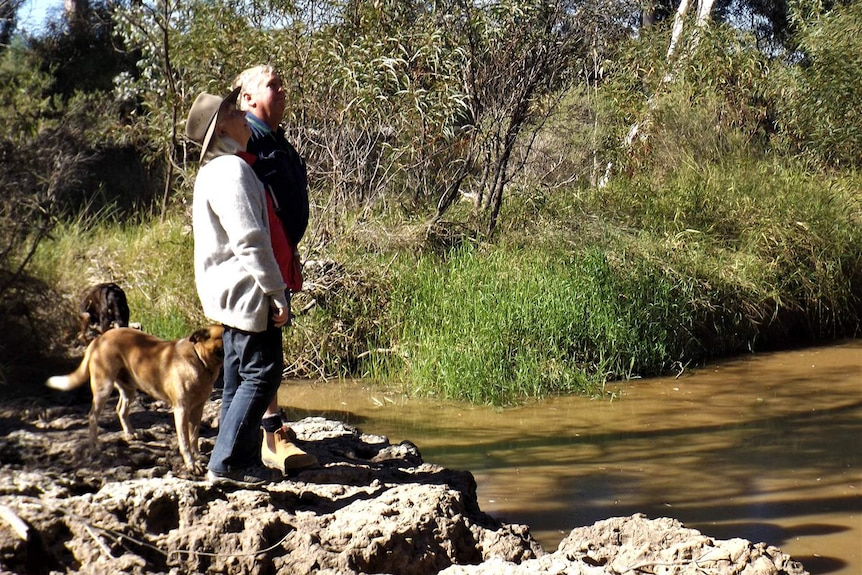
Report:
186,86,241,157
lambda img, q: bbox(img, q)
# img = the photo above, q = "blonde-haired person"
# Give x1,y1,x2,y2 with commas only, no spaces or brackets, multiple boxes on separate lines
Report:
186,88,290,487
232,65,317,473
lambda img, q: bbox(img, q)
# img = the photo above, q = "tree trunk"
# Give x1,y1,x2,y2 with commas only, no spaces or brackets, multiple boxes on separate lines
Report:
691,0,716,51
667,0,715,61
434,167,471,221
159,0,178,219
605,0,716,188
666,0,691,61
696,0,715,27
64,0,88,32
642,0,656,28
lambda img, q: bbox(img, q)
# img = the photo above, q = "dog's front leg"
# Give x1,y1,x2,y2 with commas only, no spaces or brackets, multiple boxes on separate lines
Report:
173,408,201,474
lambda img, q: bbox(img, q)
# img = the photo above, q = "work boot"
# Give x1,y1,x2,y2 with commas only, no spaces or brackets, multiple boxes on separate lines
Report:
261,425,318,473
207,466,278,488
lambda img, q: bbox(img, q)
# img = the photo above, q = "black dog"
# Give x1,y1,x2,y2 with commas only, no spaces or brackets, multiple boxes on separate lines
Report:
78,282,130,343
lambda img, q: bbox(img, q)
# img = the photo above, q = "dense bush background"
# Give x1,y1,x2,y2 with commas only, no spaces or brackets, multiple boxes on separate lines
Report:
2,0,861,403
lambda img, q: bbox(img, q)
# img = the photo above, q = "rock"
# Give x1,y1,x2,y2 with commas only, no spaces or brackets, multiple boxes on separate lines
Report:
438,515,809,575
0,394,809,575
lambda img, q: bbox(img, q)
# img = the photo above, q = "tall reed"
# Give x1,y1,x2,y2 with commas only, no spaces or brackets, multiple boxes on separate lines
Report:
387,246,702,404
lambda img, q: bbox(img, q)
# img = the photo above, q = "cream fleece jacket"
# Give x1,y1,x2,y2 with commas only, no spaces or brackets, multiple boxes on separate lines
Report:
193,154,288,332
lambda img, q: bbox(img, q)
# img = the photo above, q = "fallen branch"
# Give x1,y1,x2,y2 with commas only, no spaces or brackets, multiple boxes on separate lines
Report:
294,298,317,317
618,549,731,574
82,522,115,559
356,347,397,360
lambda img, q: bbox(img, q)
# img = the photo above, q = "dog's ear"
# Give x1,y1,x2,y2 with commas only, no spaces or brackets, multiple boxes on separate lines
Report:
189,328,209,343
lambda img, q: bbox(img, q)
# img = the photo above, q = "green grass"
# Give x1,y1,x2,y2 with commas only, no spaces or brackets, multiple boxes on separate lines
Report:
24,157,862,406
385,246,700,404
370,159,862,404
587,160,862,342
30,215,203,340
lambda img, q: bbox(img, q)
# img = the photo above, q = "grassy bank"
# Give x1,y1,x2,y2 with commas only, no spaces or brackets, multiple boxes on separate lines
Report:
30,215,203,339
371,159,862,403
384,247,698,403
25,159,862,405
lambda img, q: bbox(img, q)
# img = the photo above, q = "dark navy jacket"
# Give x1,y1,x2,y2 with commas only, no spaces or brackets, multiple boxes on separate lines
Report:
245,113,309,246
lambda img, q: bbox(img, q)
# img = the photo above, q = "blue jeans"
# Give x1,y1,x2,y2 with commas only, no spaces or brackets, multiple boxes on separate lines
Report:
208,323,283,474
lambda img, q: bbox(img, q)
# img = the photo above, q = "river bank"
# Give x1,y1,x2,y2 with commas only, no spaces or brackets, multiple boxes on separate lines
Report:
0,387,809,574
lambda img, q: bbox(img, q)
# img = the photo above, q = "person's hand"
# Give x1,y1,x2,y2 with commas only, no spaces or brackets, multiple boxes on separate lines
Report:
271,305,289,328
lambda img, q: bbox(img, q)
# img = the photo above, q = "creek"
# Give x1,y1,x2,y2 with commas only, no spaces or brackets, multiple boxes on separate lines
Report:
280,340,862,575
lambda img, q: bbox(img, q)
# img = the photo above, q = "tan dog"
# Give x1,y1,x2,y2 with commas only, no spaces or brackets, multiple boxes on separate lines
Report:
46,325,224,474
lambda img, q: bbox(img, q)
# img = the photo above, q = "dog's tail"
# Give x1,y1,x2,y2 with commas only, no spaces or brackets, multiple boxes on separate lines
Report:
46,340,95,391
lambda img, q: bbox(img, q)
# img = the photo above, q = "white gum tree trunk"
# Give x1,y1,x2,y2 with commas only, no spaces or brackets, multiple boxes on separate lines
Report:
667,0,716,61
666,0,691,60
605,0,717,186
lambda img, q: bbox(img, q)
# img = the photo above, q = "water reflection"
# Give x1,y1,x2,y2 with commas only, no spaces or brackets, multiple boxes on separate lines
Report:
281,341,862,575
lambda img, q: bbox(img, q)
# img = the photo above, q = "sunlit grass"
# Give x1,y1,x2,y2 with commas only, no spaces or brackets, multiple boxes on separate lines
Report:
31,214,203,340
29,158,862,405
588,159,862,342
372,159,862,404
385,247,701,404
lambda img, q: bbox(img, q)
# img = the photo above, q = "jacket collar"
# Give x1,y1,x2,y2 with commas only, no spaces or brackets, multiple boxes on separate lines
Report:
245,112,275,138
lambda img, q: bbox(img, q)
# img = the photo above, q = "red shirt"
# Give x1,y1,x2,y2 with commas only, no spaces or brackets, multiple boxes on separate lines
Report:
238,152,302,291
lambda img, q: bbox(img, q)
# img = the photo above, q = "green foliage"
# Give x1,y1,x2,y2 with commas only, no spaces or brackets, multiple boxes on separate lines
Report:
588,158,862,344
431,0,632,232
386,246,700,404
112,0,471,214
600,22,776,176
0,43,55,136
677,25,773,138
111,0,620,237
0,13,158,222
775,1,862,167
29,1,137,98
0,42,126,312
599,2,862,173
297,13,470,220
30,216,202,340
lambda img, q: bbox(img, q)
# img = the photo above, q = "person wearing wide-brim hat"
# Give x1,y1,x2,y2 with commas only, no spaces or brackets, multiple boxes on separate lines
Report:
186,88,290,487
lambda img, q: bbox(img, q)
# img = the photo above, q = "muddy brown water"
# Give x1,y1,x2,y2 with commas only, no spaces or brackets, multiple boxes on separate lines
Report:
280,341,862,575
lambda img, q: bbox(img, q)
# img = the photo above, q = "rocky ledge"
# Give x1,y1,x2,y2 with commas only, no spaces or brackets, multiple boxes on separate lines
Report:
0,393,809,575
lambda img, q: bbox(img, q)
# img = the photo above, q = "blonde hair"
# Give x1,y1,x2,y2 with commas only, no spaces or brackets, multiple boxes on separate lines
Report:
232,65,280,111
